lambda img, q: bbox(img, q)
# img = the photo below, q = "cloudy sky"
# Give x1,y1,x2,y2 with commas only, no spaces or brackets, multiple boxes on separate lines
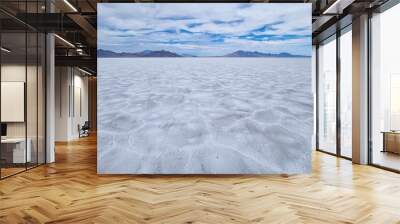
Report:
98,4,311,56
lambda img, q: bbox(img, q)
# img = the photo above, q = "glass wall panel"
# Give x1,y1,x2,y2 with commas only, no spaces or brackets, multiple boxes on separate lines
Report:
38,0,46,165
339,28,352,158
1,31,27,177
0,1,46,179
371,3,400,171
27,30,38,169
318,36,337,154
38,32,45,165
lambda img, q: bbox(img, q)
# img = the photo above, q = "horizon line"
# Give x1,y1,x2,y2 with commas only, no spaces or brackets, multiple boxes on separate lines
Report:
98,49,311,57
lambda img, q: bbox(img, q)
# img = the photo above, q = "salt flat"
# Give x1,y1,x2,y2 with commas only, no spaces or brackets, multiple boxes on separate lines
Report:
98,57,313,174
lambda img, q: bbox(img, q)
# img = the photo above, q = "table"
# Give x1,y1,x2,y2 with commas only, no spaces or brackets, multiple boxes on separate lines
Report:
1,138,31,163
381,131,400,154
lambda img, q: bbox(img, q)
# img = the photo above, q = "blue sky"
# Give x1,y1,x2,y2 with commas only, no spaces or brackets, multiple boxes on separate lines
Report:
98,4,311,56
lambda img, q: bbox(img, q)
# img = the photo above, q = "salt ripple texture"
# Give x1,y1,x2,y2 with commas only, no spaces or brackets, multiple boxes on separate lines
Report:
98,58,313,174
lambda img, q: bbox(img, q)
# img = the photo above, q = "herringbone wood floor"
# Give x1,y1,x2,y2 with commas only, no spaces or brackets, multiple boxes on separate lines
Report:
1,135,400,224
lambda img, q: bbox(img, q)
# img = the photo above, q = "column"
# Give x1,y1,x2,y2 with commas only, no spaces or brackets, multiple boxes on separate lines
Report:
352,14,369,164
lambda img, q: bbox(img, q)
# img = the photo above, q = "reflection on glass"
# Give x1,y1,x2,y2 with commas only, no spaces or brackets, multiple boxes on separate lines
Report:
27,31,38,169
318,37,337,154
340,29,352,158
390,75,400,130
38,33,46,165
0,1,46,179
1,32,27,177
371,3,400,171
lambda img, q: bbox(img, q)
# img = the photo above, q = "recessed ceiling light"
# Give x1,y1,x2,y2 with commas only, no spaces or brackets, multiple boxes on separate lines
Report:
1,47,11,53
54,34,75,48
78,67,93,76
63,0,78,12
323,0,354,15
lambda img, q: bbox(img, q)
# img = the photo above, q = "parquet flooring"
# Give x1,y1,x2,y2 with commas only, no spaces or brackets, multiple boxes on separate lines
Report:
1,134,400,223
0,167,26,178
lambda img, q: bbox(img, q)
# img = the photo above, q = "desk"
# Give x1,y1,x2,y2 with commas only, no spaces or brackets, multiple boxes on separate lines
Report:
382,131,400,154
1,138,31,163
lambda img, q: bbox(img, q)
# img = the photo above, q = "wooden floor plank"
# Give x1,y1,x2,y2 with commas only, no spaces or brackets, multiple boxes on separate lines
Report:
1,135,400,223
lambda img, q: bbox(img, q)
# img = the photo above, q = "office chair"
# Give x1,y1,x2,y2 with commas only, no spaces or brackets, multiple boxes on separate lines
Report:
79,121,90,138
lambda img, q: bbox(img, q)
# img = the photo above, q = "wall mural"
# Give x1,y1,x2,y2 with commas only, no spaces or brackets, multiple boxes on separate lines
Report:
97,3,313,174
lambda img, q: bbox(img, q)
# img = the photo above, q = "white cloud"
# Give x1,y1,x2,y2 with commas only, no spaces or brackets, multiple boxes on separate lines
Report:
98,3,311,56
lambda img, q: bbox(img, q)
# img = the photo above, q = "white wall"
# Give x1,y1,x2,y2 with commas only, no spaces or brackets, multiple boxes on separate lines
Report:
1,65,39,138
70,72,89,138
55,67,89,141
1,65,27,143
1,63,47,164
55,66,70,141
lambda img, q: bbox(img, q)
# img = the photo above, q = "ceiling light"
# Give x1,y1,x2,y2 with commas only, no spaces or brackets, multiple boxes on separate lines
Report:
323,0,354,15
76,48,84,55
63,0,78,12
1,47,11,53
78,67,93,76
54,34,75,48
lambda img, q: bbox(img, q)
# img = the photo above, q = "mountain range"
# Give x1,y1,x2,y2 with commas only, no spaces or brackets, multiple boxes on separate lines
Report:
97,49,309,58
223,50,308,58
98,49,182,57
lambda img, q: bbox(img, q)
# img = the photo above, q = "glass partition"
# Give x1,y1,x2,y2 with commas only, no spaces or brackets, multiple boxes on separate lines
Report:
1,31,28,177
38,32,46,165
339,28,352,158
370,3,400,171
0,2,46,179
317,36,337,154
27,31,38,169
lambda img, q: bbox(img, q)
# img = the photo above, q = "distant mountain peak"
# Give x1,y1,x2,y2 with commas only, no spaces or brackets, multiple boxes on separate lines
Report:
224,50,308,58
140,50,152,54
